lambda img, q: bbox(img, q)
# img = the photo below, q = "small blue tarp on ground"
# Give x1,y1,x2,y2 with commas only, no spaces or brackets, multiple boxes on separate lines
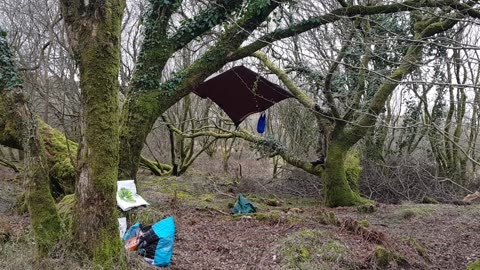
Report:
231,194,256,214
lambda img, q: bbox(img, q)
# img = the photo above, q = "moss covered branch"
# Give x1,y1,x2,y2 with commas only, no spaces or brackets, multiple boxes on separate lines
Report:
166,123,323,175
252,52,317,110
130,0,242,93
139,156,173,176
119,0,282,179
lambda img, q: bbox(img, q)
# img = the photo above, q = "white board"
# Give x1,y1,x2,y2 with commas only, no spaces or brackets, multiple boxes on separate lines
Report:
116,180,149,211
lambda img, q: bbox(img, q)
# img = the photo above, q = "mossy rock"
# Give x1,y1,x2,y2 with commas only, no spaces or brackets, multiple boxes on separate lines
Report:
235,211,283,224
467,260,480,270
256,211,282,222
244,194,281,208
399,209,417,219
374,246,394,267
265,198,282,207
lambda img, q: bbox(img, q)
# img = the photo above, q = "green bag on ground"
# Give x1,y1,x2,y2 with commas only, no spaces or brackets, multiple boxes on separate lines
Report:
231,194,256,214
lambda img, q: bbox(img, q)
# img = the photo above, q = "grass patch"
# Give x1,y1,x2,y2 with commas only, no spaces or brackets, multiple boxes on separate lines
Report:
394,204,437,220
287,214,304,224
252,211,282,224
407,238,430,263
357,204,376,214
372,245,409,268
467,260,480,270
358,219,369,227
0,228,95,270
316,210,340,226
279,229,359,270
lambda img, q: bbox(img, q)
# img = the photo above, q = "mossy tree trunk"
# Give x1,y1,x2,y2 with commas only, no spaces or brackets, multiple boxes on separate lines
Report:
60,0,125,267
323,140,365,207
0,29,63,256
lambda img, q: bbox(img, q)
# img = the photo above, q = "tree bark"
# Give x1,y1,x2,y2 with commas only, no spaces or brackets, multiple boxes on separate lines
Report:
60,0,125,267
0,29,62,256
323,140,366,207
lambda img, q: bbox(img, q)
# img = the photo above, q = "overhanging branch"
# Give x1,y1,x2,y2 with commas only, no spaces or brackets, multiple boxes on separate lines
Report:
228,0,477,61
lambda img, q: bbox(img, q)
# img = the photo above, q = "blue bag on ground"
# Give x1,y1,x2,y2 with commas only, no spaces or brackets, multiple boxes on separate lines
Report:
231,194,256,214
137,216,176,267
122,222,141,241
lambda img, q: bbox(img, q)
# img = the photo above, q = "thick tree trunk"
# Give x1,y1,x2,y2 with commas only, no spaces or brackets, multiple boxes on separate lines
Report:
118,94,166,180
0,31,62,256
323,140,366,207
60,0,125,267
25,114,64,257
0,91,64,256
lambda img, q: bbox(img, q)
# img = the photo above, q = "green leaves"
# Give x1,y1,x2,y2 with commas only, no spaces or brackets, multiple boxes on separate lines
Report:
119,187,136,203
0,28,23,90
244,0,271,17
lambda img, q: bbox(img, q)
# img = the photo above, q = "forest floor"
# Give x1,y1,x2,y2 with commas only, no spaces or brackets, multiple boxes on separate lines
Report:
0,166,479,270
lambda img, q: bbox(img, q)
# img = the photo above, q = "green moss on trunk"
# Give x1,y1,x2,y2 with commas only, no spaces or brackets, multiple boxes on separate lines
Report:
38,121,77,195
1,29,63,257
25,117,63,258
119,92,167,179
57,194,75,239
27,176,64,256
323,141,369,207
26,121,62,259
93,227,125,269
60,0,126,267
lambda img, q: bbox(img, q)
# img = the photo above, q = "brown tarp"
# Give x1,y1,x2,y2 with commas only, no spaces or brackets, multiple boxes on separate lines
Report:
193,66,294,126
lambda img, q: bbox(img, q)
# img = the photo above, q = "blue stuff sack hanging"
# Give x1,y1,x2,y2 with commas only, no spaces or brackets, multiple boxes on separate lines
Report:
257,112,267,134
